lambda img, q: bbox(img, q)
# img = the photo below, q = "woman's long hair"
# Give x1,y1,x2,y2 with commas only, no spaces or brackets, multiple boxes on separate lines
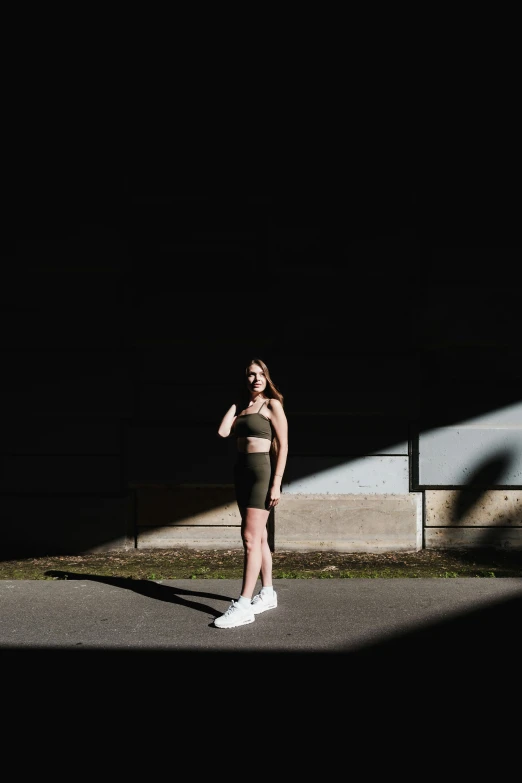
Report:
238,357,284,460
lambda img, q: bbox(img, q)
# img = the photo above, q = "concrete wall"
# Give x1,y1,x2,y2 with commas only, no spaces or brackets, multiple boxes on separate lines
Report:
6,201,522,557
419,404,522,487
425,489,522,549
2,232,136,557
134,457,423,553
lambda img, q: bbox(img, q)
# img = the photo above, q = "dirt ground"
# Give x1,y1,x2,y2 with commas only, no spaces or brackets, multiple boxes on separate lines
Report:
1,547,522,580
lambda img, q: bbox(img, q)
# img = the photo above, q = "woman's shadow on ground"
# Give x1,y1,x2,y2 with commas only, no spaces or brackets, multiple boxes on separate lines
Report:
44,569,231,619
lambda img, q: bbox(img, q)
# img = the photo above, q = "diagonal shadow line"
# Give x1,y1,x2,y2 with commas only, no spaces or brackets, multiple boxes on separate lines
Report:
33,572,522,665
335,590,522,661
44,570,232,617
3,590,522,702
3,592,521,674
451,450,515,520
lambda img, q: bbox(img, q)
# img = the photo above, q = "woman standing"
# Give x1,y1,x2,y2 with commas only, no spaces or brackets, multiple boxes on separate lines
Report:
215,357,289,628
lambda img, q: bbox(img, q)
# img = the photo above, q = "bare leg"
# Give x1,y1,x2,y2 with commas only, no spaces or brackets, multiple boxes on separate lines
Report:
239,506,271,599
260,518,273,588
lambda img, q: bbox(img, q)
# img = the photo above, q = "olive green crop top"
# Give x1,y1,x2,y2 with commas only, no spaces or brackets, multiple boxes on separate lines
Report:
234,400,273,440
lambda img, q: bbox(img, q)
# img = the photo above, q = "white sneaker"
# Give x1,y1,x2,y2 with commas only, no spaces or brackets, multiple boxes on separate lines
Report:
214,600,255,628
251,590,278,615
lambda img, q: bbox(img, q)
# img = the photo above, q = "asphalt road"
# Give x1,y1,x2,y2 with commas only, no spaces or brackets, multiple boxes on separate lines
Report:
4,574,522,759
2,577,522,683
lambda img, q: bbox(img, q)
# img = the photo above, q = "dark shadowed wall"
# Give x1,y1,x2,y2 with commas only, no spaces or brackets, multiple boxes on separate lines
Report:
4,171,521,557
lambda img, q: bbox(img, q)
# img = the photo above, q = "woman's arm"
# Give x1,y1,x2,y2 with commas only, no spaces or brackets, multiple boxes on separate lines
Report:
269,399,289,485
218,403,238,438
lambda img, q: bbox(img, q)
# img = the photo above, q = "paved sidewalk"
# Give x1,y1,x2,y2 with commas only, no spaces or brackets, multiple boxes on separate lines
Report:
2,577,522,685
5,576,517,767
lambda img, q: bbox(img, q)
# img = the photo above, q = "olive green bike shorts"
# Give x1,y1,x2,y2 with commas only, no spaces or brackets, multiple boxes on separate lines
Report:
234,452,272,511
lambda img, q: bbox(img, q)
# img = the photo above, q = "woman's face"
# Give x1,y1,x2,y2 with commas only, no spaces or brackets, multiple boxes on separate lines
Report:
247,363,267,395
